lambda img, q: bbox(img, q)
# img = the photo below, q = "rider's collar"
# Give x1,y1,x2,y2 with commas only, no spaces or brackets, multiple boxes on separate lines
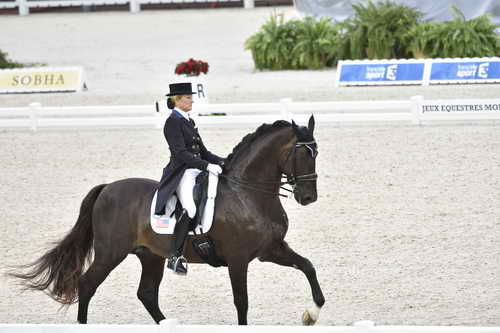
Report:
173,108,190,121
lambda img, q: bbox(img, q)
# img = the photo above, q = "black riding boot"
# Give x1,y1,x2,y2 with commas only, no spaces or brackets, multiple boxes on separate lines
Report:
167,210,191,275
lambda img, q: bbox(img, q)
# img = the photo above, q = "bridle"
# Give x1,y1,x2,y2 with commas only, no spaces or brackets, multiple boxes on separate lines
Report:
219,140,318,198
285,140,318,187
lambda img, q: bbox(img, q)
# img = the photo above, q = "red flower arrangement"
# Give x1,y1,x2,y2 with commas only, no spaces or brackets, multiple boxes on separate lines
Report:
175,58,209,76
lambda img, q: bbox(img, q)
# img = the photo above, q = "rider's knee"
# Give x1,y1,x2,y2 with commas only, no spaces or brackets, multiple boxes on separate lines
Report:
185,205,196,219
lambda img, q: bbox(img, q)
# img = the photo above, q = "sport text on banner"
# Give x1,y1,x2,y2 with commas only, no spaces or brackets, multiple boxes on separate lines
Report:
429,58,500,84
336,60,426,86
0,67,86,93
336,58,500,87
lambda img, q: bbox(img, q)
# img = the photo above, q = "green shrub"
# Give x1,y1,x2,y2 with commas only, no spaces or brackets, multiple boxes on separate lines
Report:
291,17,340,69
0,49,24,69
404,7,500,58
403,22,436,58
429,7,499,58
245,14,340,70
339,0,422,60
245,2,500,70
245,14,300,70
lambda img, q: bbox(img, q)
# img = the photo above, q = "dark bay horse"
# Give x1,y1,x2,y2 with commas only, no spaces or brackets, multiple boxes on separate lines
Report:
10,116,325,325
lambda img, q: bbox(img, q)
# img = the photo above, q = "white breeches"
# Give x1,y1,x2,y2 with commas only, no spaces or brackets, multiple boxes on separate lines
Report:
176,168,201,218
176,168,218,219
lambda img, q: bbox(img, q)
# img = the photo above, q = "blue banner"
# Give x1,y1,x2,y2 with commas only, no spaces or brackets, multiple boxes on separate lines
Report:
339,63,425,83
430,61,500,81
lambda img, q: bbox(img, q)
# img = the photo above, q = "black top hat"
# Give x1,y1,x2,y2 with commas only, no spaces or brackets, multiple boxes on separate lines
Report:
166,82,196,96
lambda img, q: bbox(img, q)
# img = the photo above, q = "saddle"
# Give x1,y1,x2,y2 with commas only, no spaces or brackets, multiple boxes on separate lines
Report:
170,170,210,230
192,171,209,230
150,171,225,267
153,171,212,234
192,171,226,267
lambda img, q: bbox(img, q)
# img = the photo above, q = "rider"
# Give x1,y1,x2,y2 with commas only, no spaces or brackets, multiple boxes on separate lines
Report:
154,82,224,275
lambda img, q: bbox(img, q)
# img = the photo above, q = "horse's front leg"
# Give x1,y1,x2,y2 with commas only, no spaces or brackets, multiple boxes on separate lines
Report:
227,261,249,325
259,241,325,325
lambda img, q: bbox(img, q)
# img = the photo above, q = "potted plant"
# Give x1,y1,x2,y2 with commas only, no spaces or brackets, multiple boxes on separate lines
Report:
175,58,209,77
174,58,210,105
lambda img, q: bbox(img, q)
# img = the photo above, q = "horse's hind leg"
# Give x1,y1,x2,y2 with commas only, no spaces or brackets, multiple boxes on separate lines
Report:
259,241,325,325
135,247,167,324
77,254,127,324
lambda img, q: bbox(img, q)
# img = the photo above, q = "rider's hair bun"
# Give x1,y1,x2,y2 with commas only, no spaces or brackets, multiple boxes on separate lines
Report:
166,97,175,110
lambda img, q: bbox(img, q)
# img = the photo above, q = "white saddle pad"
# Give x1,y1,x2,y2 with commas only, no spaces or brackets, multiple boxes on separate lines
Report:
150,172,219,235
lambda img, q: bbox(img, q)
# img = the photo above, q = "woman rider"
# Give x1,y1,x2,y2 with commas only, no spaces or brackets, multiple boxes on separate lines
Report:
154,82,224,275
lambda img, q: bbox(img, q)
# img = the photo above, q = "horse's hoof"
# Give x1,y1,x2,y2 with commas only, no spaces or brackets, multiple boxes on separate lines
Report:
302,310,317,326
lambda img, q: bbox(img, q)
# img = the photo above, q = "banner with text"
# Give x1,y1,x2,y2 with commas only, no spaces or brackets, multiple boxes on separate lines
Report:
429,59,500,84
0,67,85,93
336,60,425,86
419,99,500,114
336,58,500,87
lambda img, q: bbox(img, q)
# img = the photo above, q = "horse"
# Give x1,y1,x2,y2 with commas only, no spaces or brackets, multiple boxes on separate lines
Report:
9,115,324,325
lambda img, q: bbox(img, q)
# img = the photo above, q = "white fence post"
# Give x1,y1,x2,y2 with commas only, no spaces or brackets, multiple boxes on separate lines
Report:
410,95,424,125
280,98,293,121
129,0,140,13
422,59,432,86
243,0,254,8
18,0,29,15
155,103,163,129
29,102,40,131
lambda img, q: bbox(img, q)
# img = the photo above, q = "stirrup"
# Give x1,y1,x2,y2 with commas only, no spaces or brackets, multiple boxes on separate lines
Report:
168,255,188,275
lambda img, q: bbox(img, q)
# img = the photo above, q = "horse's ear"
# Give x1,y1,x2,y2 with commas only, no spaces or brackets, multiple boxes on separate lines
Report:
308,115,315,133
292,119,298,128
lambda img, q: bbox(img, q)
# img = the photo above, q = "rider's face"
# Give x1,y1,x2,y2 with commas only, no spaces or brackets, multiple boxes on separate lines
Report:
176,95,193,112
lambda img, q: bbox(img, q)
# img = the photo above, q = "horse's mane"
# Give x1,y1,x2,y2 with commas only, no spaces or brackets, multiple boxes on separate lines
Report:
225,120,292,168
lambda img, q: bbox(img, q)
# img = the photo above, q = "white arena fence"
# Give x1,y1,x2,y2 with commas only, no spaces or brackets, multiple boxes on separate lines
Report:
1,322,500,333
0,96,500,131
0,0,254,15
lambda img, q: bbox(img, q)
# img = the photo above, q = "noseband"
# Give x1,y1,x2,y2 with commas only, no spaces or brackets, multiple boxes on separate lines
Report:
220,140,318,197
285,140,318,187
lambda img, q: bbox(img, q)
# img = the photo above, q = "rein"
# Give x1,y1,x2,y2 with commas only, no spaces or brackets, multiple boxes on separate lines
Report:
220,140,318,198
219,174,291,197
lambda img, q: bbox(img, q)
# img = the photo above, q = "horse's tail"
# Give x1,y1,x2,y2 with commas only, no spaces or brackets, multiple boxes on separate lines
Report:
8,183,107,305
